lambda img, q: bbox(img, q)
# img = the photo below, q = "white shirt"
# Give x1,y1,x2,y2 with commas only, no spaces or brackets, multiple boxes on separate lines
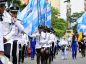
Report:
2,11,25,43
0,22,4,51
30,32,41,49
40,31,47,47
48,33,55,46
54,35,57,46
43,32,50,47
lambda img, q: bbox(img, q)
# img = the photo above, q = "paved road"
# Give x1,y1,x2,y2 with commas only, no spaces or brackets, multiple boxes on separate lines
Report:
24,51,86,64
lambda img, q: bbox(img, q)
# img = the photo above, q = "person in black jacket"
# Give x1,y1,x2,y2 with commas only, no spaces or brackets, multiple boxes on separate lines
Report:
81,39,85,57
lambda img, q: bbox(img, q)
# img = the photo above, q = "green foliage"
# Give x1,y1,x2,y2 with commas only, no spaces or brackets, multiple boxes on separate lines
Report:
51,7,68,38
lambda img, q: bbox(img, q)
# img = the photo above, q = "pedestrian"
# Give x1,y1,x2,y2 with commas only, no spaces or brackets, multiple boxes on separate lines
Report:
49,30,55,61
61,38,68,60
0,0,6,56
53,35,58,58
39,26,46,64
30,37,36,60
29,26,43,64
81,39,85,57
21,34,28,63
9,5,26,64
71,35,78,59
43,28,51,64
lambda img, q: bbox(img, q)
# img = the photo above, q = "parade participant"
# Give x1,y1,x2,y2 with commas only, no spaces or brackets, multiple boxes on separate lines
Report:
39,27,48,64
49,29,56,61
0,0,6,56
0,0,13,63
71,35,78,59
30,37,36,60
29,26,43,64
59,37,68,60
21,33,28,63
8,5,26,64
42,28,51,64
53,34,58,58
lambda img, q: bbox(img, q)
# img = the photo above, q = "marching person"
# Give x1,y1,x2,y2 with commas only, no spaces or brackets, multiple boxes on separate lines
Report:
42,28,51,64
30,37,36,60
49,30,55,61
0,0,13,63
0,0,6,56
29,26,43,64
53,35,58,58
7,5,26,64
40,27,47,64
59,38,68,60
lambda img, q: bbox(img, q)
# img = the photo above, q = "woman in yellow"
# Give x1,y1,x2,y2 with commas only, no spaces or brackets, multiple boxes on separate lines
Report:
78,32,83,52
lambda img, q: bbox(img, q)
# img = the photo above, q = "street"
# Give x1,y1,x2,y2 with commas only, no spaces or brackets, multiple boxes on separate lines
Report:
24,51,86,64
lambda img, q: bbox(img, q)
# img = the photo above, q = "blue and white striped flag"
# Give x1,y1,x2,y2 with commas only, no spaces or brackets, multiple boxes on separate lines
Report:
32,0,39,32
81,12,86,25
23,12,33,35
77,12,86,33
17,0,33,21
39,0,46,26
45,3,51,28
17,0,34,35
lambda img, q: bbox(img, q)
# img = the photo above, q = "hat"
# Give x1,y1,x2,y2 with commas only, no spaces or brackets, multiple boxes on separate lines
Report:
0,0,6,5
46,28,50,32
38,25,44,29
10,5,19,12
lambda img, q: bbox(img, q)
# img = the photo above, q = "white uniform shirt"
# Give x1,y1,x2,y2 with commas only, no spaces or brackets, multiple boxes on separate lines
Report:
0,22,4,51
40,31,47,47
2,11,15,40
30,32,41,49
48,33,55,46
43,32,50,48
54,35,57,46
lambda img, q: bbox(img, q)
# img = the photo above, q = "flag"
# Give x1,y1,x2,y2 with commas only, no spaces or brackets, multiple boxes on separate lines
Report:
23,12,33,35
17,0,34,35
45,3,51,28
77,12,86,33
39,0,46,26
32,0,39,32
77,17,83,24
17,0,33,21
81,12,86,25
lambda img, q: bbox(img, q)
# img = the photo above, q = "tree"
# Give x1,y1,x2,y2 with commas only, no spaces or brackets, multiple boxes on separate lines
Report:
51,7,68,38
